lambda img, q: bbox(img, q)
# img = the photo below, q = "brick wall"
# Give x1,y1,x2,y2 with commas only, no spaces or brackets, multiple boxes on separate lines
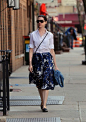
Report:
0,0,1,52
0,1,9,51
15,57,24,70
0,0,34,72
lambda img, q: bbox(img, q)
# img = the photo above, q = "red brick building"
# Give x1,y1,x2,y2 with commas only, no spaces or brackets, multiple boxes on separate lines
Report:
0,0,34,72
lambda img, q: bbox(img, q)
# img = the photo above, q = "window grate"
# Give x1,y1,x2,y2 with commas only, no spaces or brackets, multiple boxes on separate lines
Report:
6,117,61,122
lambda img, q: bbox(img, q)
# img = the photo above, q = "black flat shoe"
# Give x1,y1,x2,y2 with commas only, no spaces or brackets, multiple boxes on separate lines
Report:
40,102,43,110
41,105,43,109
42,108,48,112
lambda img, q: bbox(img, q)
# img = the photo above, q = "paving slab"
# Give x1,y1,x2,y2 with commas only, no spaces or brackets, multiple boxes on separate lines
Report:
61,120,80,122
10,105,78,111
47,105,78,110
6,110,79,119
0,117,6,122
61,118,80,121
79,102,86,105
78,103,86,122
80,109,86,119
63,101,78,105
61,118,80,122
69,79,86,84
9,79,29,84
81,119,86,121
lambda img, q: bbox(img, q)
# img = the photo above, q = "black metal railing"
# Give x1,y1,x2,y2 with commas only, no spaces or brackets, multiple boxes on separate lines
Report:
47,16,65,52
0,50,11,115
47,15,72,53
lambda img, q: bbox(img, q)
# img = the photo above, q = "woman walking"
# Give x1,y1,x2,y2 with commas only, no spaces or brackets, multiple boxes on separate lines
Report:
29,15,58,112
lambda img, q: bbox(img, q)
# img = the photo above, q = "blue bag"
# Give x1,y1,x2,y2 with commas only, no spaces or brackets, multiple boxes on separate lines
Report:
54,70,64,87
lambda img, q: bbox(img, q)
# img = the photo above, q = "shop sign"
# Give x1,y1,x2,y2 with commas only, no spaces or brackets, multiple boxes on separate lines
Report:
57,21,72,24
62,0,76,6
58,0,61,3
48,13,58,16
36,0,53,3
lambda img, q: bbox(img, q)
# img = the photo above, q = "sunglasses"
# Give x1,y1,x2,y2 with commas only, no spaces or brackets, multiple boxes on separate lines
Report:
36,20,45,23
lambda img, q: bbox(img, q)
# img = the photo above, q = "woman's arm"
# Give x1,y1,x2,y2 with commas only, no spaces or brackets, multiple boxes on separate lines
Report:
29,48,33,65
50,49,59,71
29,48,33,72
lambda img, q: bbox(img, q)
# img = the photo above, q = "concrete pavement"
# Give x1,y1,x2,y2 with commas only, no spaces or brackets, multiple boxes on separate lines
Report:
3,47,86,122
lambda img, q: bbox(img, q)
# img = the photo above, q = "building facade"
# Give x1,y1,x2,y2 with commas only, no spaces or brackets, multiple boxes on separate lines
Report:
0,0,34,72
46,0,81,33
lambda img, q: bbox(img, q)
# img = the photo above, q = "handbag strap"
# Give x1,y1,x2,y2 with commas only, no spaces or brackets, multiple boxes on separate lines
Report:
35,32,48,53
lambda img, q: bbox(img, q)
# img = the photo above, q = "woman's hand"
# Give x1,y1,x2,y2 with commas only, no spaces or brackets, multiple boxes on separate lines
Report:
28,64,33,72
54,66,59,71
50,49,59,71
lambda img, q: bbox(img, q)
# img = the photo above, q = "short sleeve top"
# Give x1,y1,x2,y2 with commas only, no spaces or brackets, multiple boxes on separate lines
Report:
29,29,54,53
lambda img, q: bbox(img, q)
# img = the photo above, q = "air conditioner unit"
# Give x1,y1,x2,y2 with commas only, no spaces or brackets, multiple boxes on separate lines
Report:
7,0,15,7
13,0,20,10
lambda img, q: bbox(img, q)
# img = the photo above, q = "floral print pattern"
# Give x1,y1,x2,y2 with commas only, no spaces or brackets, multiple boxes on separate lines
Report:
29,52,55,90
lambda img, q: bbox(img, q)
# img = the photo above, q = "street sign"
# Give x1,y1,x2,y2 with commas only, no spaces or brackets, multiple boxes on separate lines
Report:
36,0,53,3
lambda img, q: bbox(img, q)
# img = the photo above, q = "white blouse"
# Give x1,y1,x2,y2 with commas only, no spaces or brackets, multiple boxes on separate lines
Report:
29,29,54,53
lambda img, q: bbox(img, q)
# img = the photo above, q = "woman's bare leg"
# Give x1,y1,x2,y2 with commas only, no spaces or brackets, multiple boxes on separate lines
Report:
42,90,49,108
38,89,43,105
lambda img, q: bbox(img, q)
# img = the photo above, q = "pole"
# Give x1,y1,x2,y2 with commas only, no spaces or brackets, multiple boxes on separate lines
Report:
82,14,86,65
50,18,53,33
32,2,35,31
2,0,5,50
82,35,86,64
2,55,6,115
84,35,86,61
57,32,60,51
6,52,10,110
0,0,2,51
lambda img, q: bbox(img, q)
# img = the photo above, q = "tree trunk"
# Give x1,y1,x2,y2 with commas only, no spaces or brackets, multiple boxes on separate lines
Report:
83,0,86,53
83,0,86,13
77,0,84,37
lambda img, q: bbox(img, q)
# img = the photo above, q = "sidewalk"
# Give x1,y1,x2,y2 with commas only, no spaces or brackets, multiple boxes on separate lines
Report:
5,48,86,122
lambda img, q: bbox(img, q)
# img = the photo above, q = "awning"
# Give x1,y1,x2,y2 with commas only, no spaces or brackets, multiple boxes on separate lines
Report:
55,14,79,27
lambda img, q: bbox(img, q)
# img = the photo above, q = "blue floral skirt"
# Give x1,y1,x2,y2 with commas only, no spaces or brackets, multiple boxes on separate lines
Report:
29,52,55,90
